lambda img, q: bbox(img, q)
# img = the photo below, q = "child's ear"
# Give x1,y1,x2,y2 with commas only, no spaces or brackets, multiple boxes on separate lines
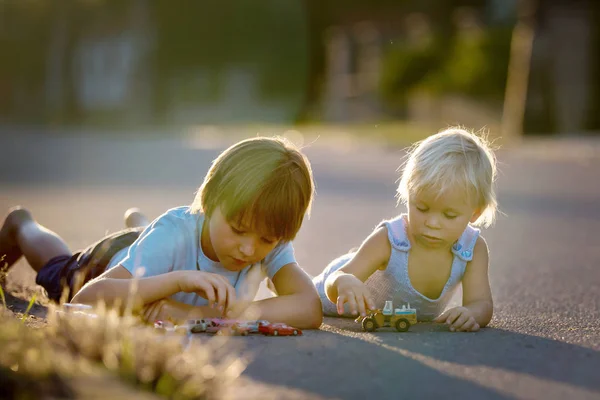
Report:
470,209,482,224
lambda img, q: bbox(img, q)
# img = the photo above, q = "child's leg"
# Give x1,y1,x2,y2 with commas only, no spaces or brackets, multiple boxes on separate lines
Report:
0,207,71,273
124,207,149,229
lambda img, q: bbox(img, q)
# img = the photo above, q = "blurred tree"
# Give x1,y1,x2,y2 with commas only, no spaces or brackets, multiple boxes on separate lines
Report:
378,1,511,114
0,1,53,121
151,0,308,121
588,1,600,130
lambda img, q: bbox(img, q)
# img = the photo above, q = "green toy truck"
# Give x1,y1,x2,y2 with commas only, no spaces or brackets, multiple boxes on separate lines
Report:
356,301,417,332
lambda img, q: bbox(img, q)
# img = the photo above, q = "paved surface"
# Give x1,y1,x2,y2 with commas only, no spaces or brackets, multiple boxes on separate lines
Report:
1,129,599,399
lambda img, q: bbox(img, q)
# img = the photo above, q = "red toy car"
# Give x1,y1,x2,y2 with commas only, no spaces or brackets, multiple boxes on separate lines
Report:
258,322,302,336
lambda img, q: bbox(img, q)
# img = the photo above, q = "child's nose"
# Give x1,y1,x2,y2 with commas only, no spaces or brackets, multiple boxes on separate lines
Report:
425,215,441,229
239,238,256,257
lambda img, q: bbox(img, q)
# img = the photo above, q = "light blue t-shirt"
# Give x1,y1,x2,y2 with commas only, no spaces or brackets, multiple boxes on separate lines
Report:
106,206,296,306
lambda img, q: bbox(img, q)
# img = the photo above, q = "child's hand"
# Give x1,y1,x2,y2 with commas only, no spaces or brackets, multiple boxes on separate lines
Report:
334,273,376,317
141,298,196,324
141,299,169,324
176,271,236,312
435,307,480,332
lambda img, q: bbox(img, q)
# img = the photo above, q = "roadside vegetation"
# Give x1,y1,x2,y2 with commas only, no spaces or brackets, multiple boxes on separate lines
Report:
0,277,246,400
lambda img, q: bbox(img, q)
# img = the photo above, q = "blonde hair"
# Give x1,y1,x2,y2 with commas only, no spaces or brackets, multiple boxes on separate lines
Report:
191,136,314,241
397,127,498,227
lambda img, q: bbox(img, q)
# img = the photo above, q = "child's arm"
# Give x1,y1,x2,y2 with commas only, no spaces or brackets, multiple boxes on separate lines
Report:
72,265,236,314
247,262,322,329
324,226,391,316
435,236,493,331
141,298,224,323
146,263,323,329
73,215,234,314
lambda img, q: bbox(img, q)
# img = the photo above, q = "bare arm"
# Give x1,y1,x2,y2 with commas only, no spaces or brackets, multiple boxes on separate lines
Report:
72,265,237,317
249,262,322,329
152,263,323,329
71,265,182,312
461,236,494,327
324,226,391,304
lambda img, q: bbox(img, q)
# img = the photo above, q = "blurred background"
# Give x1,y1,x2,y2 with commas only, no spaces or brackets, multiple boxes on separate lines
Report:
0,0,599,139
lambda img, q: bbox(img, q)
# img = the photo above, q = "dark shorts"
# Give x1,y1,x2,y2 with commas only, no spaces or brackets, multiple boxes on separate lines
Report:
35,227,144,303
35,253,84,303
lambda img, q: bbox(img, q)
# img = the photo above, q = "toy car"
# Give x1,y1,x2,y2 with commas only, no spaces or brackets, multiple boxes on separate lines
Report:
221,319,271,336
199,318,244,335
258,322,302,336
154,320,178,333
188,319,209,333
356,301,417,332
232,319,270,334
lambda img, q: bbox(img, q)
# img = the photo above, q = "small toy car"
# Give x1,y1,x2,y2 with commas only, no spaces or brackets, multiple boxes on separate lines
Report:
258,322,302,336
154,320,177,333
356,301,417,332
201,318,242,335
188,319,210,333
232,319,270,334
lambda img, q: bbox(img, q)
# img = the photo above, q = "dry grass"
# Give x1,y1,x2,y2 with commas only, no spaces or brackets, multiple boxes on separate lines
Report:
0,286,247,400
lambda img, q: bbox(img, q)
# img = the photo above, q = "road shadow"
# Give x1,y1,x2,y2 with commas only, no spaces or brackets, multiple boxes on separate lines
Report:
240,318,600,399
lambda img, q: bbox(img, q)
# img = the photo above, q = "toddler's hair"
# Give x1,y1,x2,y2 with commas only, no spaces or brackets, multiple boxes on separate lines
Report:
397,127,498,227
191,136,314,241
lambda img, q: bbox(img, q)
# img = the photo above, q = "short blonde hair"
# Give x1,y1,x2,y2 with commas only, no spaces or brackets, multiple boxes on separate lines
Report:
191,136,314,241
397,128,498,227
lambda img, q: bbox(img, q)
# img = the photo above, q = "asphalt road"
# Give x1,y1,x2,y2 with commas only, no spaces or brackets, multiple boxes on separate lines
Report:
1,129,599,400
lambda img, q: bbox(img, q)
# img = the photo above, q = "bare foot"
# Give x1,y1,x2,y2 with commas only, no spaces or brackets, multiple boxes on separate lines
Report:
124,208,149,229
0,207,31,276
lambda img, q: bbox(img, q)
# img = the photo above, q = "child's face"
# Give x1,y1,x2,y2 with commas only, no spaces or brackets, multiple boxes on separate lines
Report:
407,186,480,249
203,207,281,271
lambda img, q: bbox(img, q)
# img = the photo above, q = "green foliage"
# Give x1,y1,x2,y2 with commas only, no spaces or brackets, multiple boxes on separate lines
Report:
153,0,309,100
379,37,447,108
380,27,512,106
427,27,512,101
0,285,6,309
20,294,37,323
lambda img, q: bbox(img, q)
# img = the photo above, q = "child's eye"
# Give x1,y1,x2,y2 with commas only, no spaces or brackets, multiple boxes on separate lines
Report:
231,226,244,234
416,206,428,212
444,214,458,219
262,238,276,245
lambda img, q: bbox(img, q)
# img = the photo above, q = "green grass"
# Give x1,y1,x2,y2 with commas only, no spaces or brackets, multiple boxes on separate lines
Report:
0,297,246,399
0,285,6,310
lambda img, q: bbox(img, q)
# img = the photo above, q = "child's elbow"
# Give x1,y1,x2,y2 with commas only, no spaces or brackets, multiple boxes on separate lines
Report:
71,278,106,306
478,300,494,328
304,291,323,329
70,284,93,305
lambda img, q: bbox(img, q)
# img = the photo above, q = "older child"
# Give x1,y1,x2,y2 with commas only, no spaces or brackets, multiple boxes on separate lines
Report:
313,128,498,332
0,137,322,329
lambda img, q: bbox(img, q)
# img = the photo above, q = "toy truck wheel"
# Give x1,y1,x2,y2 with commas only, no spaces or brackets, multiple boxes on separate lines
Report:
362,317,377,332
293,330,298,336
395,318,410,332
273,330,279,336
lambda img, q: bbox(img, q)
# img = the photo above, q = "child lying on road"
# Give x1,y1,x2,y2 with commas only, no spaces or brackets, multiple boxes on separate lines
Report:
313,127,498,332
0,136,322,329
